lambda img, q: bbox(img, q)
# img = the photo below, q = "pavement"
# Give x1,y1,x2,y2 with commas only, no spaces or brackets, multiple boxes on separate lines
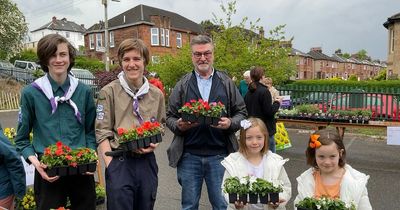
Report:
1,110,399,210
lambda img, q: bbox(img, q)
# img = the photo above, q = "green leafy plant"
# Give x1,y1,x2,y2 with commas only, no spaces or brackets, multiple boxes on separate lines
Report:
95,183,106,199
295,196,356,210
250,178,274,196
74,148,98,164
41,141,72,168
223,176,241,194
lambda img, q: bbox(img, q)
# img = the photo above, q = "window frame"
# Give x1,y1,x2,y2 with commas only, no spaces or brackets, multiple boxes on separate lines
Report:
151,28,159,46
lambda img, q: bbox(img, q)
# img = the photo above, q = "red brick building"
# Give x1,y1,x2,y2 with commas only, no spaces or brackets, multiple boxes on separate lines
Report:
84,4,202,65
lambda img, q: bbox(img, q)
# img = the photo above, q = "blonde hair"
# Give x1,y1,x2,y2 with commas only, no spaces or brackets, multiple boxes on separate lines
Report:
239,117,269,156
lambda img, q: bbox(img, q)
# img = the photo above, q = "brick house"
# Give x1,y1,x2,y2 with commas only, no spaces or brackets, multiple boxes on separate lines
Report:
307,47,339,79
384,12,400,78
290,48,313,80
84,4,202,65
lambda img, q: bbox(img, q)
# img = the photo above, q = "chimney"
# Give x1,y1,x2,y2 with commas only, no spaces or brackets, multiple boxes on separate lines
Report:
61,17,67,21
259,26,265,38
52,16,57,23
81,24,85,28
311,47,322,53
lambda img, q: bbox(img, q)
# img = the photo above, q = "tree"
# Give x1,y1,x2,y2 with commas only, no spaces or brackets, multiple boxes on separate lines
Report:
0,0,28,60
355,49,369,60
148,0,296,87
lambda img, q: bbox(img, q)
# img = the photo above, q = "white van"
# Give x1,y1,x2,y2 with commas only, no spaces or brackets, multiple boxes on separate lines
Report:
14,60,40,71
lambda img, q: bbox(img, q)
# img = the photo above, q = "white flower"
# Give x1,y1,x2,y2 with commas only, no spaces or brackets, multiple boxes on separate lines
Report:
240,119,252,130
239,177,248,185
249,175,257,184
316,204,321,209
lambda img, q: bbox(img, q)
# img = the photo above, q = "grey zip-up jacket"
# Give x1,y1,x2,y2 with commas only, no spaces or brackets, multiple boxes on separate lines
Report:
166,70,247,168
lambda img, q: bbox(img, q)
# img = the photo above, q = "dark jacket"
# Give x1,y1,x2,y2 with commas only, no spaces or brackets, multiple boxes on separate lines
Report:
166,70,247,168
244,82,280,136
0,125,26,199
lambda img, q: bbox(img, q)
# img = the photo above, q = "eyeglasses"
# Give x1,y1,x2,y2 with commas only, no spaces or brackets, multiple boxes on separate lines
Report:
192,51,213,59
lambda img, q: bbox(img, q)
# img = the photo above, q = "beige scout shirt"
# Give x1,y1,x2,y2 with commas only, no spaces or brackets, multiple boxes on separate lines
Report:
95,79,166,149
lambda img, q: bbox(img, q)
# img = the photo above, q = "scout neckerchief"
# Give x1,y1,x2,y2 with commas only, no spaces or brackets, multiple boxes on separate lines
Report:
118,71,149,124
32,74,81,123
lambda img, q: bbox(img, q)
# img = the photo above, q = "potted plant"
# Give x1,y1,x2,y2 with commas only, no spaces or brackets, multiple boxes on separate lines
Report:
237,176,250,204
41,141,72,176
250,178,271,204
95,183,106,205
266,181,283,203
117,121,163,151
223,176,241,203
295,196,356,210
179,99,225,125
16,187,36,210
75,148,98,173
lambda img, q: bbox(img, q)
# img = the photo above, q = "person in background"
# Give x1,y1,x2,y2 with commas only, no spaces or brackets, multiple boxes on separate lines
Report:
14,34,97,210
96,38,166,210
239,70,251,98
166,35,247,210
244,67,281,153
221,118,291,210
0,124,26,210
262,77,279,102
294,128,372,210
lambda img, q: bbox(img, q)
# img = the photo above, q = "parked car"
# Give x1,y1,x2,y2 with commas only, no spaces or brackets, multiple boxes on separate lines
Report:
70,68,99,97
0,60,14,68
70,68,96,86
328,93,400,121
14,60,40,71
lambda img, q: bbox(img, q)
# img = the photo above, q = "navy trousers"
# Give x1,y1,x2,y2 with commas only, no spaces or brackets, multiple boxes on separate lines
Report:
34,170,96,210
106,152,158,210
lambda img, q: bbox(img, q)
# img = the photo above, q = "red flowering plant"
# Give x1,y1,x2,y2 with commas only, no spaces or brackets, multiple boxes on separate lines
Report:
117,121,163,144
74,148,98,164
179,99,225,117
41,141,72,169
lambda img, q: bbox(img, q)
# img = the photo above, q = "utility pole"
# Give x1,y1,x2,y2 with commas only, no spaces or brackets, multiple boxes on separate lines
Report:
102,0,120,71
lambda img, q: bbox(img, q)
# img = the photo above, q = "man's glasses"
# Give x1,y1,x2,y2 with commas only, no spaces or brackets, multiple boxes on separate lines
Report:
192,51,213,59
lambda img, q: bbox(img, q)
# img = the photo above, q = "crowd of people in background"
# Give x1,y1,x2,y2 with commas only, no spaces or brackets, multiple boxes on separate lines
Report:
0,34,371,210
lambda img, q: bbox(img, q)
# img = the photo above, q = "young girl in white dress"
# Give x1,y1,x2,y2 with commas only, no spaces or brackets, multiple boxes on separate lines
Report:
221,117,291,210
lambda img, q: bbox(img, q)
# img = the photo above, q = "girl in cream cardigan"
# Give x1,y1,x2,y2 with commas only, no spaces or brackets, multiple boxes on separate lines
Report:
294,129,372,210
221,118,291,210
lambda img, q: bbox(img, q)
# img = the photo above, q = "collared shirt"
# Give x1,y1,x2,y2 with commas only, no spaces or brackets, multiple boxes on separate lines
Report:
15,75,97,161
195,69,214,101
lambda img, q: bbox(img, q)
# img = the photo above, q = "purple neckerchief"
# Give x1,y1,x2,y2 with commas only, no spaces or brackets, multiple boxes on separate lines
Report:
32,74,82,123
117,71,149,124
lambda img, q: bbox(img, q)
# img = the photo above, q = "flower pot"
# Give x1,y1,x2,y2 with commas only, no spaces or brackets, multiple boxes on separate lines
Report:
87,162,97,173
78,163,88,174
144,136,151,147
204,116,213,124
182,113,197,123
248,193,258,204
150,135,158,143
211,117,220,126
228,193,237,203
269,192,279,203
238,194,248,204
96,197,105,206
155,133,162,143
121,140,138,151
259,194,268,204
68,166,78,175
198,115,205,124
46,167,57,177
137,138,145,149
58,166,68,176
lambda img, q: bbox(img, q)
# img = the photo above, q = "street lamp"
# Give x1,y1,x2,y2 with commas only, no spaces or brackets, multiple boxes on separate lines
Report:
102,0,120,71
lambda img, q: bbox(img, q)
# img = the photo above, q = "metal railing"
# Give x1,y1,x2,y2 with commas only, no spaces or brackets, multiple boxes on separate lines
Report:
278,85,400,121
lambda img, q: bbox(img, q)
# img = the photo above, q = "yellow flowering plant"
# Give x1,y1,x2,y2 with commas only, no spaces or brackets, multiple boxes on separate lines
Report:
16,188,36,210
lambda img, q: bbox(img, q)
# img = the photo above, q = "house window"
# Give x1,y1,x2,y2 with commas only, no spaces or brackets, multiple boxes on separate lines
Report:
390,29,395,53
165,29,170,47
109,31,115,48
66,31,70,38
151,28,159,46
176,33,182,48
96,33,103,49
160,28,165,46
89,34,94,49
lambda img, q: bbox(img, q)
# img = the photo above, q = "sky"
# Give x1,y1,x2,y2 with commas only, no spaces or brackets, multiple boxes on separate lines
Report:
11,0,400,61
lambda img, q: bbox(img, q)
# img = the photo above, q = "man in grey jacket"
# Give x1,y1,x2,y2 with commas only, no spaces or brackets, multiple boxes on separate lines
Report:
166,35,247,210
